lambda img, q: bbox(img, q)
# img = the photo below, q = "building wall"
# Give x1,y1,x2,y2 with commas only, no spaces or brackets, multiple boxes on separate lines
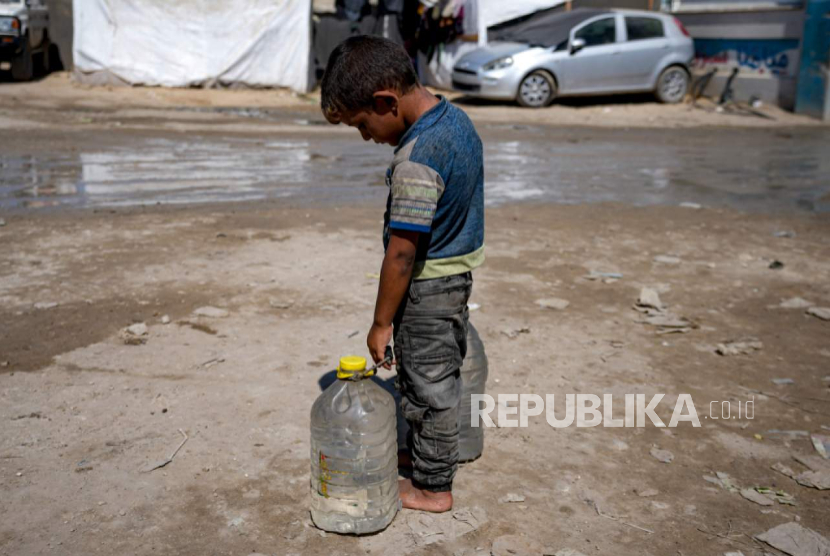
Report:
675,8,805,108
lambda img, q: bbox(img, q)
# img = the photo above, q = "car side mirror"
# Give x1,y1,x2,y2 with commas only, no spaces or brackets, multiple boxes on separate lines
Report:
570,38,586,55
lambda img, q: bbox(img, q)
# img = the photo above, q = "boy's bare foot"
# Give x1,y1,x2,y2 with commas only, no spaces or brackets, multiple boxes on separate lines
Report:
398,449,412,469
398,478,453,512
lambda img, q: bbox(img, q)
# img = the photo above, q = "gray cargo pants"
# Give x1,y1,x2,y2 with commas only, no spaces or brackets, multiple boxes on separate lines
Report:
393,271,472,492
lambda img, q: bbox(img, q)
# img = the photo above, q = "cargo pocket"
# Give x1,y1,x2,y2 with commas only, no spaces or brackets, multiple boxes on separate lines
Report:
403,320,457,384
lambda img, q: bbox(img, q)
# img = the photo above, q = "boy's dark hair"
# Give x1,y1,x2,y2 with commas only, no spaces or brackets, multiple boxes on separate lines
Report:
321,35,419,120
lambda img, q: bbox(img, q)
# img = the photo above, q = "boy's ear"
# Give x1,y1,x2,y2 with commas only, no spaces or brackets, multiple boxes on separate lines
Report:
372,91,399,116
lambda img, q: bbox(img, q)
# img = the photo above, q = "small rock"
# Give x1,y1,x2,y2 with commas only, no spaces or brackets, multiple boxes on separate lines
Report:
636,488,659,497
740,488,774,506
16,472,23,477
653,255,681,265
806,307,830,321
636,287,663,310
650,447,674,464
194,306,229,318
126,323,148,336
768,260,785,270
716,338,763,356
268,299,294,310
119,509,127,516
467,302,481,311
679,202,702,209
724,552,745,556
553,550,589,556
501,327,531,339
33,302,59,310
756,522,830,556
650,501,670,510
0,218,5,226
498,492,525,503
771,378,794,385
777,297,813,309
160,315,171,325
535,298,570,310
772,230,795,238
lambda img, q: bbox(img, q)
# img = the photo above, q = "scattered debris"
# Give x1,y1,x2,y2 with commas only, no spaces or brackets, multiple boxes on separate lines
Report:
346,330,359,339
635,488,659,497
141,429,189,473
715,338,763,356
768,260,785,270
584,270,623,282
806,307,830,321
467,302,481,311
653,255,681,265
634,288,695,334
406,506,487,547
812,435,829,459
491,535,545,556
754,487,796,506
121,323,149,345
679,202,702,209
583,495,653,534
739,488,773,506
772,230,796,238
498,492,526,503
501,327,531,339
552,550,588,556
0,218,5,227
772,378,795,385
774,297,813,309
772,455,830,490
650,447,674,464
11,412,43,421
703,471,739,492
535,298,570,310
756,522,830,556
160,315,171,324
269,299,294,309
33,301,59,310
766,430,810,439
193,306,229,318
200,357,225,369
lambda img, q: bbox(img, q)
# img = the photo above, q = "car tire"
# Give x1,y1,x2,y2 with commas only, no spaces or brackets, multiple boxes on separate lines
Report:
11,35,34,81
517,70,556,108
655,66,689,104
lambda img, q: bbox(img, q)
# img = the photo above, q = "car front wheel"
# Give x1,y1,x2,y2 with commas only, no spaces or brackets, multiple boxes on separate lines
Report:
655,66,689,104
11,35,34,81
517,71,556,108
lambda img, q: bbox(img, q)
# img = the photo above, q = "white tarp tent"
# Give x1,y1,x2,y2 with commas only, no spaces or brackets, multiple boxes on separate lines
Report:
73,0,312,93
419,0,566,89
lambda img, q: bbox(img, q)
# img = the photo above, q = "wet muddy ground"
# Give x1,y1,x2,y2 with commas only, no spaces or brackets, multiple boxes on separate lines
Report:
1,80,830,556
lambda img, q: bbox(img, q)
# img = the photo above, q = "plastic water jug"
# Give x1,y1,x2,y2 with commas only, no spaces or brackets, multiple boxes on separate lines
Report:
394,322,489,462
309,356,399,534
458,322,489,462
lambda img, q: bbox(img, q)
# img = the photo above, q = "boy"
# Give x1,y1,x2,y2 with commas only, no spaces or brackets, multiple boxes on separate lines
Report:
321,36,484,513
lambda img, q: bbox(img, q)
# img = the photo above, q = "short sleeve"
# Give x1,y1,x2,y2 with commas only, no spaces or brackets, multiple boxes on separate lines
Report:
388,161,446,233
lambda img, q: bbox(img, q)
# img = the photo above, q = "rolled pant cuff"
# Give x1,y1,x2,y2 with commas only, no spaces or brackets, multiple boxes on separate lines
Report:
413,478,453,493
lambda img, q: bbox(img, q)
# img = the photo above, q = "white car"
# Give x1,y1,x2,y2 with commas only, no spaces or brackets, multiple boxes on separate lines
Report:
0,0,51,81
452,9,694,107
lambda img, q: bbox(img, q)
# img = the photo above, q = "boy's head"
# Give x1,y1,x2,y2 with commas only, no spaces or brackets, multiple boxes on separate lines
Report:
321,36,419,147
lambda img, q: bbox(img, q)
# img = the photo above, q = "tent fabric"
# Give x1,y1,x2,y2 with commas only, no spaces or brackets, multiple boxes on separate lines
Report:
488,8,610,48
73,0,312,92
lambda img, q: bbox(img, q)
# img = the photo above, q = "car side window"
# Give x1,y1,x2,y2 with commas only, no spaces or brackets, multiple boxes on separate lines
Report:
625,17,664,41
574,17,616,47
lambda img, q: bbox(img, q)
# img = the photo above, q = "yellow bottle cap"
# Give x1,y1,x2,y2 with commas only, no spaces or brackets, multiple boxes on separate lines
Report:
337,356,368,380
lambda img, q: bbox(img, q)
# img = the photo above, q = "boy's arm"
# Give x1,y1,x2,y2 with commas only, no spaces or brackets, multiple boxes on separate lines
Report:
367,229,420,368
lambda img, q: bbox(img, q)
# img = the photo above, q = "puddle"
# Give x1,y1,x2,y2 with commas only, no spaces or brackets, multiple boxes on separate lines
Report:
1,127,829,212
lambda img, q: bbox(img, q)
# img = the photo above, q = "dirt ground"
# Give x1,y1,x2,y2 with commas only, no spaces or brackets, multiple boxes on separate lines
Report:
1,76,830,556
0,72,824,131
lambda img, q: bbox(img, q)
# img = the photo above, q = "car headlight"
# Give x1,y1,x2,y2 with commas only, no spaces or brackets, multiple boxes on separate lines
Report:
482,57,513,72
0,17,21,37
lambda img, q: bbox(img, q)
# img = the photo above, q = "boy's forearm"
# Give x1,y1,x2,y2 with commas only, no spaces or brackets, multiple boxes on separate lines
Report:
374,248,415,327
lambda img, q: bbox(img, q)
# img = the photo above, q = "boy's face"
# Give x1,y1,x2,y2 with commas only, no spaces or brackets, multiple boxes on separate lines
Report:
328,91,406,147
